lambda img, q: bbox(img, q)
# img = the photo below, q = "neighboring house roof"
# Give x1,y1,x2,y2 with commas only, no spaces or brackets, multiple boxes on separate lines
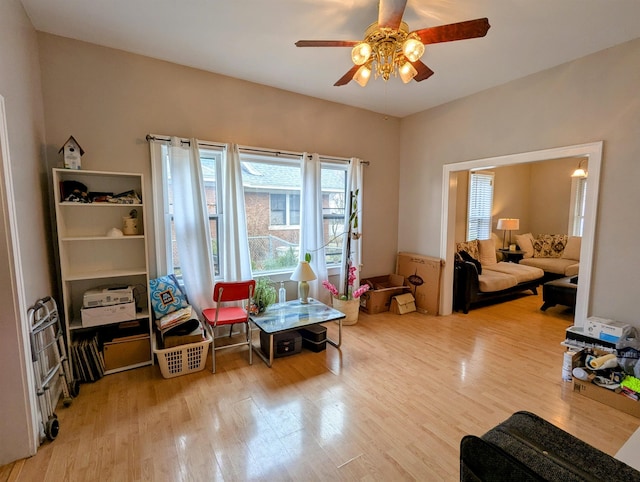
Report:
198,153,345,192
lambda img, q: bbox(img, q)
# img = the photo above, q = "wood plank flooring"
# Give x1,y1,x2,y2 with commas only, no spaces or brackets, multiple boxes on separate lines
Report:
4,292,639,481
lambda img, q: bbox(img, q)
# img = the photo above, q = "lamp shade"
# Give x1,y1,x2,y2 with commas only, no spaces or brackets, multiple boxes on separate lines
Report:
290,261,317,282
496,218,519,231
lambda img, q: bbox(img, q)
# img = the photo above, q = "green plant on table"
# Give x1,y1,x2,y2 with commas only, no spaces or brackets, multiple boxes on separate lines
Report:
253,277,276,313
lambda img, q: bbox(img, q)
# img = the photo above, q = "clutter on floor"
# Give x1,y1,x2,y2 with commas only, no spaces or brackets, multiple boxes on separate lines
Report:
563,318,640,418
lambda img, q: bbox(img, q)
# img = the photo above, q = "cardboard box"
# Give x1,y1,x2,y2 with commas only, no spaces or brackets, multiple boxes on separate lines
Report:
396,252,444,315
390,293,416,315
573,379,640,418
103,336,151,371
359,274,410,314
81,302,136,327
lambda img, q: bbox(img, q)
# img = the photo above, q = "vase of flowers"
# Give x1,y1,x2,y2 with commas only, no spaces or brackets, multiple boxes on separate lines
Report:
322,266,369,325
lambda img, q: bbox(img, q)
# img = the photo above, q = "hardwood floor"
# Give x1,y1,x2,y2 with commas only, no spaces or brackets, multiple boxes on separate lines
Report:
5,292,639,481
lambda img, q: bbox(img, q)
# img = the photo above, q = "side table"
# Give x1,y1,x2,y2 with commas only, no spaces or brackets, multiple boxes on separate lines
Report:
498,248,525,263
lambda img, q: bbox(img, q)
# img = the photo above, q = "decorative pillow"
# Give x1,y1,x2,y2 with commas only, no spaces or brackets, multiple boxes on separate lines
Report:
149,274,190,320
456,239,479,260
478,238,498,266
533,234,568,258
458,250,482,274
561,236,581,260
515,233,535,259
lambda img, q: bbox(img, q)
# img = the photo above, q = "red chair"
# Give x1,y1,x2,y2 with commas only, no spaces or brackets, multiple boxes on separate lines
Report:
202,280,255,373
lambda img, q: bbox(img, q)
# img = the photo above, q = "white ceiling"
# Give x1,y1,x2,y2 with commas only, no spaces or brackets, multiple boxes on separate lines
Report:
21,0,640,118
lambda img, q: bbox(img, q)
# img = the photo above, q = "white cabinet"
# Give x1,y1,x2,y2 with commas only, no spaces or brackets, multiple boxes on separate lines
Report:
52,168,152,377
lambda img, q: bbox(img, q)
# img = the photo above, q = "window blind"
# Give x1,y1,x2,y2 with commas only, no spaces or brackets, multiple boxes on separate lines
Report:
467,172,494,241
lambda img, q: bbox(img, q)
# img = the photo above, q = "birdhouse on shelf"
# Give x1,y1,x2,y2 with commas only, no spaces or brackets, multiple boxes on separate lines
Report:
58,136,84,170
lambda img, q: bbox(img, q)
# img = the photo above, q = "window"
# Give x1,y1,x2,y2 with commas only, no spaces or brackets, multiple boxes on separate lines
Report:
467,171,494,241
321,163,348,265
240,153,349,274
569,176,587,236
269,193,300,226
161,145,222,277
152,137,354,281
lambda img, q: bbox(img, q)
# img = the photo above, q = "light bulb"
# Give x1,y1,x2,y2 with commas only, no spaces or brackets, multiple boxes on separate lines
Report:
353,65,371,87
402,37,425,62
399,61,417,83
351,43,372,66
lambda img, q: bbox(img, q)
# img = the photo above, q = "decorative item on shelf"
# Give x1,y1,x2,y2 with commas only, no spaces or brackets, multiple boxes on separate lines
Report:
122,209,138,235
58,135,84,170
291,253,317,304
106,227,124,237
252,277,277,313
496,218,520,249
571,159,588,178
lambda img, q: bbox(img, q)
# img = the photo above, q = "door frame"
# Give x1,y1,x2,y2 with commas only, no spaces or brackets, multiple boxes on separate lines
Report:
439,141,603,325
0,95,38,454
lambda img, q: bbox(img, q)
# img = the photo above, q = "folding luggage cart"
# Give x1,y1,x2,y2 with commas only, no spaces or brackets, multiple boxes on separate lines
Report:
28,296,78,441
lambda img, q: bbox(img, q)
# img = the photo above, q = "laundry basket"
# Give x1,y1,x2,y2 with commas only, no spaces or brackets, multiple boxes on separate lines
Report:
153,331,211,378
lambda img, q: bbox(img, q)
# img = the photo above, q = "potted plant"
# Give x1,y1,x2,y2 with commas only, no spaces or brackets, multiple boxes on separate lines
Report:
252,277,276,313
322,265,369,325
322,189,368,324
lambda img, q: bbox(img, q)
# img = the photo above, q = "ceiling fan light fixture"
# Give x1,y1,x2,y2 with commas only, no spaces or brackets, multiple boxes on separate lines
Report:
351,42,372,65
353,64,371,87
399,61,417,83
402,37,425,62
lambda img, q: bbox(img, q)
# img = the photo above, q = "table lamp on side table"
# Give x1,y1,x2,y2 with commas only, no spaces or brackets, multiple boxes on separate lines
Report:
497,218,520,249
291,261,316,304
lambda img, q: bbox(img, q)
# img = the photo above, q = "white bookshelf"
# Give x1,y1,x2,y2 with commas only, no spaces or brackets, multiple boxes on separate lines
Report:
52,168,153,377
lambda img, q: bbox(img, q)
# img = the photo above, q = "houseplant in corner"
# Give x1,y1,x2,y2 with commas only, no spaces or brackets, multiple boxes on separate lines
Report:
323,265,369,325
322,188,368,325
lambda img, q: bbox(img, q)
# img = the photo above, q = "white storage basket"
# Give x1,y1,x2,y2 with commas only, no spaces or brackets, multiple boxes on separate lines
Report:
153,331,211,378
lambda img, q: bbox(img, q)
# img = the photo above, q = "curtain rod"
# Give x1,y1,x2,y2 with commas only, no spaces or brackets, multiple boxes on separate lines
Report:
145,134,225,150
147,135,368,165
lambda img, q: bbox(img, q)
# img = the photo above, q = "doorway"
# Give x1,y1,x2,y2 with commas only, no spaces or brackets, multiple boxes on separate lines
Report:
439,142,603,326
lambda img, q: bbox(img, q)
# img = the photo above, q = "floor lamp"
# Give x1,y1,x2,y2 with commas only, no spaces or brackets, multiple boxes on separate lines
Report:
497,218,520,249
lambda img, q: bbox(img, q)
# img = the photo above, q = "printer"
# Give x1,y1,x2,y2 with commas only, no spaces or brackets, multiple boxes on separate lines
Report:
83,285,135,308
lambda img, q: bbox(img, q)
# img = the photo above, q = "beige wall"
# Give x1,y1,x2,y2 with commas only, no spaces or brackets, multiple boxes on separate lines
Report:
0,0,51,464
400,37,640,327
454,158,577,245
37,33,401,279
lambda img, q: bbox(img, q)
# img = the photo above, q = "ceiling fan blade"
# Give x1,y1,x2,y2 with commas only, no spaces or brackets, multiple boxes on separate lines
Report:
334,65,361,86
410,60,434,82
378,0,408,29
295,40,359,48
414,18,490,45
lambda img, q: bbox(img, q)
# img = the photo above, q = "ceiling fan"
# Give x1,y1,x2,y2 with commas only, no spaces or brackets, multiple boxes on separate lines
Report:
295,0,490,87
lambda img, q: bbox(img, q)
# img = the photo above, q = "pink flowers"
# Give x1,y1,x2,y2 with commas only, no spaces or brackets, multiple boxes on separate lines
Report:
352,284,370,299
322,266,370,300
322,280,339,298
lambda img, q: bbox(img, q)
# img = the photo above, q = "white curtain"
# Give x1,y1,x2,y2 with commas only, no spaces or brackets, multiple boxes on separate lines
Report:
149,137,214,316
222,143,252,281
340,157,364,295
300,153,329,303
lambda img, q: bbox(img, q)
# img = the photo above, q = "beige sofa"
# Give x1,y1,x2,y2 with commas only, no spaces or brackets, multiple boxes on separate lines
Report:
515,233,580,278
455,238,544,312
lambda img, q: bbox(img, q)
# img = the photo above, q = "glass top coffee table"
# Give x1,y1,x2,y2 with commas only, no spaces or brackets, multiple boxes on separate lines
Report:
250,298,345,367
